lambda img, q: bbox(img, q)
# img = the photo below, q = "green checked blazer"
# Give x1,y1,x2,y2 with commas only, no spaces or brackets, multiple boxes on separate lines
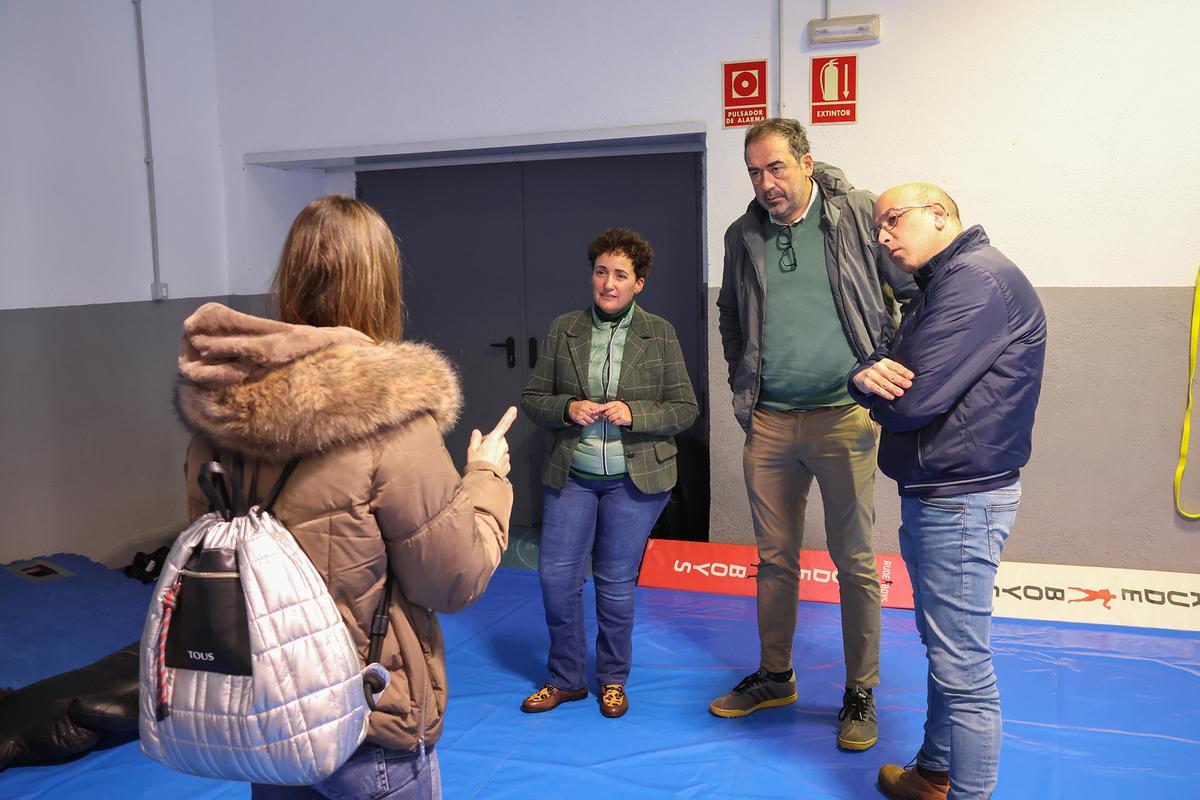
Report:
521,305,699,495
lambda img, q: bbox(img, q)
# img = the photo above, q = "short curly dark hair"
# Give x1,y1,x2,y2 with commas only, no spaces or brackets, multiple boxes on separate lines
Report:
586,227,654,280
744,117,810,165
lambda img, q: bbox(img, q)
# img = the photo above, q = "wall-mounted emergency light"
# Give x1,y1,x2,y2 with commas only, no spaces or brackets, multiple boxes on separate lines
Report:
807,14,881,45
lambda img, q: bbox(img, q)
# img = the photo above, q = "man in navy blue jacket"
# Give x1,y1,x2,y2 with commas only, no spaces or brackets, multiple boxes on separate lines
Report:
849,183,1046,800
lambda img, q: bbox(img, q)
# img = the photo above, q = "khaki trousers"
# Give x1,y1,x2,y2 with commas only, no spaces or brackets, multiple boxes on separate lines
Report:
743,405,881,687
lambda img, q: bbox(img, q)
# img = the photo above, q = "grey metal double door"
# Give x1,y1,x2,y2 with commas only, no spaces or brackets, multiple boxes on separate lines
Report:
358,152,704,527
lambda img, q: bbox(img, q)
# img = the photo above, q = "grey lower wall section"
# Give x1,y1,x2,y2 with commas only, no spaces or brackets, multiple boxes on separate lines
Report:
0,297,228,567
3,288,1198,572
228,293,270,317
708,286,1200,574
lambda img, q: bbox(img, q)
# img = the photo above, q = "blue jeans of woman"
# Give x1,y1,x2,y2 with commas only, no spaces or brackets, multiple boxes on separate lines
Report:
250,744,440,800
898,481,1021,800
539,475,669,689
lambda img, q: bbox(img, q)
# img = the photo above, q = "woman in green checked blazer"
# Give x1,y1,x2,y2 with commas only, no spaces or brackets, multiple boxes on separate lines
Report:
518,227,698,719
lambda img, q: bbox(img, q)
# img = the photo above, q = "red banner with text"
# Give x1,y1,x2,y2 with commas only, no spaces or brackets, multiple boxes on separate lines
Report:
638,539,914,609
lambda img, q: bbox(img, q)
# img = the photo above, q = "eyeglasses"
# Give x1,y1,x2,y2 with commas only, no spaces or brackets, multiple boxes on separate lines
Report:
871,204,936,239
777,223,797,273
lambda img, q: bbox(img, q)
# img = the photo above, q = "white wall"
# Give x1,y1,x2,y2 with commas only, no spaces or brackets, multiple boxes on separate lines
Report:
209,0,779,294
140,0,229,301
779,1,1200,288
1,0,150,309
8,1,1195,311
209,0,1200,294
0,0,227,311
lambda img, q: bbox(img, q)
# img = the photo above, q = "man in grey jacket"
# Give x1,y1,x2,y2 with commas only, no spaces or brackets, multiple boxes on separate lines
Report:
709,118,915,753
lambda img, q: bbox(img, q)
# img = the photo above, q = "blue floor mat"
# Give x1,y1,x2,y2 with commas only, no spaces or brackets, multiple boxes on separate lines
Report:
0,554,241,800
1,559,1197,798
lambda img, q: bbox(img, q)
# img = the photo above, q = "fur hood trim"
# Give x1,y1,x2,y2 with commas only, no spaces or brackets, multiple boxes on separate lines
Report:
176,305,461,461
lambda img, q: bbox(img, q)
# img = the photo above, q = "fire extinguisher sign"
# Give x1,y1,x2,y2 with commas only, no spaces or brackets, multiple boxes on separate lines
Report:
811,55,857,124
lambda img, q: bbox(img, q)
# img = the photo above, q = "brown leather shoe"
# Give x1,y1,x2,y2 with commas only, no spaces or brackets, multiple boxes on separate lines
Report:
520,683,588,713
599,683,628,718
878,763,949,800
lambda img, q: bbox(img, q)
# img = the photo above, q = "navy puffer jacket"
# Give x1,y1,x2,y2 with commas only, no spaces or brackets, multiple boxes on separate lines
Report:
848,226,1047,497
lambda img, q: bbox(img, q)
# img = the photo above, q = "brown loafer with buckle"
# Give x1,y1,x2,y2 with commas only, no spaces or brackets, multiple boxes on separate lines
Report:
599,683,628,718
520,683,588,713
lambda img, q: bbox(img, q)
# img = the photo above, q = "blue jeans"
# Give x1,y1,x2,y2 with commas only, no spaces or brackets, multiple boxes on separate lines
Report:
250,744,440,800
898,482,1021,800
539,475,670,689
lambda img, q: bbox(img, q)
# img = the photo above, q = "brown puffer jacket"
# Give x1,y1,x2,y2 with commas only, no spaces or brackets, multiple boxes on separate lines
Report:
175,302,512,754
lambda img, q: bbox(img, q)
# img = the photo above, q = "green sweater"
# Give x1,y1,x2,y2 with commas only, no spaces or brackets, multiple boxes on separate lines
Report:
569,302,634,478
759,188,858,409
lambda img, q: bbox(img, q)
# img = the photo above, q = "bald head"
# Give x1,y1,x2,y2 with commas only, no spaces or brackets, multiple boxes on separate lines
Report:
886,183,960,220
873,182,964,272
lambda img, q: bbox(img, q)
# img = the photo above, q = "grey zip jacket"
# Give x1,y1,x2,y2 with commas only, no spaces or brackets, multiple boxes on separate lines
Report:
716,161,918,431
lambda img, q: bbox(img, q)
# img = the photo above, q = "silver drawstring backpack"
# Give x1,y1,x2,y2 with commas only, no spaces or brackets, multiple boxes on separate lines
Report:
139,460,390,784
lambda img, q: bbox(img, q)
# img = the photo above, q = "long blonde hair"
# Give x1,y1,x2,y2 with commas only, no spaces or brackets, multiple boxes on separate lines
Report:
272,195,404,342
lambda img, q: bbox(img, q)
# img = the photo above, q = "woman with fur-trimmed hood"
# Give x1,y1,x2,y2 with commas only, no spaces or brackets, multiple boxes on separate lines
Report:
176,195,515,800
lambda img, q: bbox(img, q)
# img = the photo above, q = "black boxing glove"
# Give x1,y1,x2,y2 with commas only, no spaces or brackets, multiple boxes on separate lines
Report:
0,641,139,770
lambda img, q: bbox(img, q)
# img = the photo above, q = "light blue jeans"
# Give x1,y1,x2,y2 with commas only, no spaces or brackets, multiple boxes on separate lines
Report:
898,481,1021,800
539,475,670,690
250,744,440,800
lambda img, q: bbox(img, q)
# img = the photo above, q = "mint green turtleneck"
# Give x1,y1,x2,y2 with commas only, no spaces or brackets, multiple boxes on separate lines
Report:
570,301,635,479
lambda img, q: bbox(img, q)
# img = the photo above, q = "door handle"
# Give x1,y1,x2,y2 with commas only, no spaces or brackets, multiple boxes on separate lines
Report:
528,337,538,369
489,336,516,368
